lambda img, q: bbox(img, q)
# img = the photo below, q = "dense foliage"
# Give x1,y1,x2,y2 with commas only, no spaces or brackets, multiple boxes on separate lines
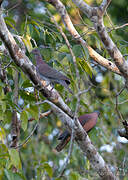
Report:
0,0,128,179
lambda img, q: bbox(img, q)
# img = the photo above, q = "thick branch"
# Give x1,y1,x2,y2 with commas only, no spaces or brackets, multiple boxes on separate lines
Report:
93,14,128,78
0,62,11,94
46,0,121,76
0,7,73,118
118,120,128,140
72,0,92,18
72,0,128,80
45,100,116,180
0,3,116,179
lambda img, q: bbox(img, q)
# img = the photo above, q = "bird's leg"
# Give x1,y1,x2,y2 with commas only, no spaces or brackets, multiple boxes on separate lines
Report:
34,83,44,91
34,80,47,91
34,80,54,92
47,83,56,92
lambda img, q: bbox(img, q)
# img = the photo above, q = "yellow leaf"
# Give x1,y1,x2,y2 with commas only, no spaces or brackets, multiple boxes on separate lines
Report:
22,34,33,52
57,120,61,127
0,127,6,143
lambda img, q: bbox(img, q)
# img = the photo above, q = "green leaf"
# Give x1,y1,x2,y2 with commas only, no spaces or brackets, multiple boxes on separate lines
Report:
80,100,89,109
0,143,8,156
21,80,33,88
19,90,36,102
77,57,93,78
0,144,9,167
26,25,30,36
2,101,6,113
70,97,77,111
58,52,67,61
4,169,14,180
30,20,40,28
4,17,16,25
5,20,17,32
0,110,4,121
82,45,89,60
33,26,40,37
4,169,25,180
26,105,39,120
69,171,81,180
0,127,6,143
55,32,63,42
59,44,69,53
95,36,101,50
21,111,28,131
42,163,53,178
72,45,82,57
9,149,22,170
0,88,5,99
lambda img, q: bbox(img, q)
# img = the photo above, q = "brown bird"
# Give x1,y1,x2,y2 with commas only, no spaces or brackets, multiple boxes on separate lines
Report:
32,49,72,94
56,111,100,152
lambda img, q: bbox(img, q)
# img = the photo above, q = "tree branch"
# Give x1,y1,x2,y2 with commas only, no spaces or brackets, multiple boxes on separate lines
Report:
10,70,20,148
44,99,116,180
118,120,128,140
0,7,73,118
72,0,128,81
100,0,112,15
46,0,121,76
0,3,116,179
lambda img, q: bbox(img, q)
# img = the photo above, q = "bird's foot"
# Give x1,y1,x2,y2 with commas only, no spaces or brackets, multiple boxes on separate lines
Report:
34,83,44,91
34,82,53,92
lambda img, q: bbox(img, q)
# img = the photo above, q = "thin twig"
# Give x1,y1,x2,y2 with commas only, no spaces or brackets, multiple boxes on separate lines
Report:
7,0,22,12
108,23,128,33
115,86,126,123
28,110,52,122
2,60,13,70
117,99,128,105
105,11,115,30
59,127,75,177
14,123,38,149
76,86,92,96
116,85,126,97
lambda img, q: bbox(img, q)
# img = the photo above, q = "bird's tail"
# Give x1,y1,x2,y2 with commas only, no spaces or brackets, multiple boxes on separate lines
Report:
56,130,71,152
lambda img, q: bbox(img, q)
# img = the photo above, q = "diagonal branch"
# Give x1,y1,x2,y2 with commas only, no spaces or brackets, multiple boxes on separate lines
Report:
72,0,128,81
72,0,92,18
44,99,116,180
0,3,116,180
0,7,73,118
100,0,112,15
45,0,121,76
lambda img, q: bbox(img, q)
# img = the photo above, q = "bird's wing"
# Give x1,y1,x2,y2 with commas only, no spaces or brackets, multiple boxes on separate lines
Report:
79,113,98,132
38,62,70,82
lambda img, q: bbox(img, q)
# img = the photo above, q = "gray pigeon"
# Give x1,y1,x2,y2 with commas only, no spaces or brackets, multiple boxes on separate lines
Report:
32,49,72,94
